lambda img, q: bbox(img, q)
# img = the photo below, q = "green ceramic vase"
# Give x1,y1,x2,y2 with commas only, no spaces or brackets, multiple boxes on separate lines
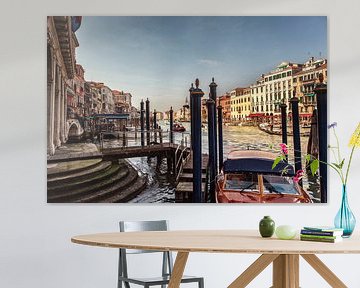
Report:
259,216,275,238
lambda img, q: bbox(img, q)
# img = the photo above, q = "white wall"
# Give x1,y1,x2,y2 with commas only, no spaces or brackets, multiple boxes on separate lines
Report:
1,0,360,287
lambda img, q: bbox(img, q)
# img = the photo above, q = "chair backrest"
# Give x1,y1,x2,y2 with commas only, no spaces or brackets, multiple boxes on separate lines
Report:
119,220,169,254
118,220,174,284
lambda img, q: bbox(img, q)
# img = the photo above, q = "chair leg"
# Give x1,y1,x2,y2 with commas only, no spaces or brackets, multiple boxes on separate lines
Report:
199,278,204,288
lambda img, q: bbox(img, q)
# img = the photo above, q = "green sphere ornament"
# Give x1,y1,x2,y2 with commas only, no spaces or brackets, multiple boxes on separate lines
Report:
275,225,297,240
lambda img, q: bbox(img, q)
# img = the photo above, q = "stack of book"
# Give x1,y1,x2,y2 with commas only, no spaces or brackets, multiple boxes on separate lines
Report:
300,226,344,243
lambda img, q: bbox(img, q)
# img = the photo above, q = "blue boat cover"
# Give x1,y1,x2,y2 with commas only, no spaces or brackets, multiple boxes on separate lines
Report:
223,157,295,176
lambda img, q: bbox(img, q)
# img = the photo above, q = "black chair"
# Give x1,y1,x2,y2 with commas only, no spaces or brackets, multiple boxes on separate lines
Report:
118,220,204,288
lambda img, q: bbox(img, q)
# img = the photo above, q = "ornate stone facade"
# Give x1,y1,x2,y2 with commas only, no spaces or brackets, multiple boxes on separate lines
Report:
47,16,80,155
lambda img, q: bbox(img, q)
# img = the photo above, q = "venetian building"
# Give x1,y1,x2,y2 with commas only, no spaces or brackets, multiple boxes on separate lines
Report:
250,76,265,113
84,82,93,117
182,96,190,122
47,16,81,155
217,93,231,123
230,88,245,123
122,92,132,109
201,98,208,123
261,62,302,116
101,85,115,113
239,88,252,121
112,90,127,113
90,82,105,113
74,64,85,117
292,57,327,114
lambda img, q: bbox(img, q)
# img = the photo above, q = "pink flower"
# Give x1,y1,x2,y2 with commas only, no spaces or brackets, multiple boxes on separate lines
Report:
296,169,304,176
279,143,288,155
294,169,304,183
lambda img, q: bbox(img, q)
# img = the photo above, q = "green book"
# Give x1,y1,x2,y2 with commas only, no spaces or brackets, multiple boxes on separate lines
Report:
300,234,340,240
300,236,342,243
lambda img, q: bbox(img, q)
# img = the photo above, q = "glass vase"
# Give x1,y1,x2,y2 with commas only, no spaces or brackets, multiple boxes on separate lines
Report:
334,185,356,237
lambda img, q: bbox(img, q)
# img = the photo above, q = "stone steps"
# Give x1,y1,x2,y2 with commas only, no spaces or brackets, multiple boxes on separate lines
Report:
98,174,147,203
47,158,103,178
48,162,121,193
48,161,113,185
47,164,130,203
75,167,141,203
47,157,148,203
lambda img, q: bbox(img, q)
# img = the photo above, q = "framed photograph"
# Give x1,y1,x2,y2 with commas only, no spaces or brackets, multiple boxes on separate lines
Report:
47,16,327,203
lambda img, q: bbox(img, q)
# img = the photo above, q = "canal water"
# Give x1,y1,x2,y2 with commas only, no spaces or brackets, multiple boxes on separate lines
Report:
102,122,320,203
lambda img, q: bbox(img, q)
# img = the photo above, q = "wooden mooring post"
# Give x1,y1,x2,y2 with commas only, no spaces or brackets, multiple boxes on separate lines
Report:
207,98,216,203
217,105,224,171
146,98,150,145
140,100,145,146
280,99,288,162
209,77,218,174
191,79,204,203
314,73,327,203
290,91,302,186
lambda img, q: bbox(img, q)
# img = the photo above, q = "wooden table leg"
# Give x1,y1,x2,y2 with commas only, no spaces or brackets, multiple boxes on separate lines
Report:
301,254,347,288
228,254,279,288
272,254,299,288
168,251,189,288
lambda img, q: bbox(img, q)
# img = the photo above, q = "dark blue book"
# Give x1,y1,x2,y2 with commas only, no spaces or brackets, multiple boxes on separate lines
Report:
301,227,343,237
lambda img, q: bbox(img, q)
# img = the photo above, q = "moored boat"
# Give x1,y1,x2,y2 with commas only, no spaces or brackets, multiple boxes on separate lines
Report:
173,123,186,132
216,150,312,203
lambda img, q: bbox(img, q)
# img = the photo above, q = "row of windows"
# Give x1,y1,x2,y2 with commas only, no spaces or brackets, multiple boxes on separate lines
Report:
265,71,292,82
301,85,314,93
231,105,251,112
252,91,291,103
231,115,250,120
293,70,327,83
231,97,251,104
252,81,291,94
265,82,291,92
252,104,277,113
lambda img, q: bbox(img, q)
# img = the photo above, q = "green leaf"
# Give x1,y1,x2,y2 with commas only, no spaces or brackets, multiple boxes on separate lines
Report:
281,166,290,176
310,159,319,176
339,159,345,169
305,154,311,162
332,162,341,169
272,155,284,169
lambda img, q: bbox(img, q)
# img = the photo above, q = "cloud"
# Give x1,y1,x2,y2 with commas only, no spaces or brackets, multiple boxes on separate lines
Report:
198,58,221,66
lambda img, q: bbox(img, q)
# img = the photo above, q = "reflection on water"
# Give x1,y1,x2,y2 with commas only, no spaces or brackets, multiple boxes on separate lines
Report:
128,157,176,203
102,121,320,203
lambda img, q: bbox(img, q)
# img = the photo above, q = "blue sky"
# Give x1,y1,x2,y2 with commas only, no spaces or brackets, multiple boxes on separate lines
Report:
75,16,327,111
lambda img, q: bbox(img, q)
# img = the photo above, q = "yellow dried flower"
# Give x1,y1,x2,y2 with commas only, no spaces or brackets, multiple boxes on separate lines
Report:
349,122,360,148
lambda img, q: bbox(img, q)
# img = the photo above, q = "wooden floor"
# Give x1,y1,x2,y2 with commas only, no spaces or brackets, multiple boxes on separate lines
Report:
175,153,209,203
182,153,209,172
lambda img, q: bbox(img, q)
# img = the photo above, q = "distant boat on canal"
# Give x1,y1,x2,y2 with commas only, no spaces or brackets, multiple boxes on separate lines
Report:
258,123,310,137
173,123,186,132
216,150,312,203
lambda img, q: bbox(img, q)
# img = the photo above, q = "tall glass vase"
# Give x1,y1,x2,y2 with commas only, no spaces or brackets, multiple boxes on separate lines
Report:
334,185,356,237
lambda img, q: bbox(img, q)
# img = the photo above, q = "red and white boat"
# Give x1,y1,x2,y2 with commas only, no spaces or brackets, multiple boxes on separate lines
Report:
216,150,312,203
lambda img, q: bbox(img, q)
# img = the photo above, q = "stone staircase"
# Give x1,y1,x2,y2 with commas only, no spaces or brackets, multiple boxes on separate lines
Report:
47,159,147,203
